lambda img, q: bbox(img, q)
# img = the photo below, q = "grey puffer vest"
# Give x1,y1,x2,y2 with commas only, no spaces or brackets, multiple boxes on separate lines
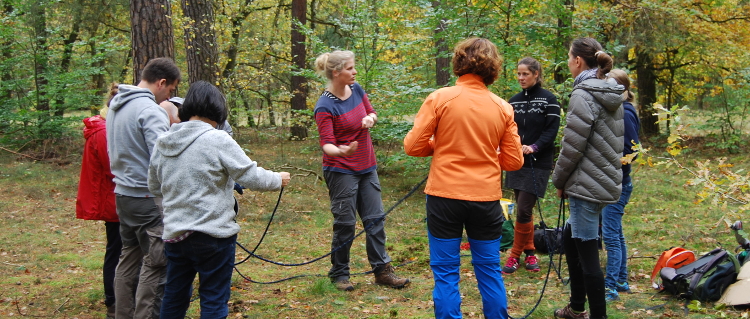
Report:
552,78,625,204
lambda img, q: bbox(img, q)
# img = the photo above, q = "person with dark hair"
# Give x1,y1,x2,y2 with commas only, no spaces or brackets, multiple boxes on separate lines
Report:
502,57,561,275
76,83,122,319
404,37,524,319
552,37,625,319
106,57,180,319
148,81,291,319
602,69,640,302
313,50,409,292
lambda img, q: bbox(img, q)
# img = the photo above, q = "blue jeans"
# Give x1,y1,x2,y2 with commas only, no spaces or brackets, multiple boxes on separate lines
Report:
160,232,237,319
602,182,633,289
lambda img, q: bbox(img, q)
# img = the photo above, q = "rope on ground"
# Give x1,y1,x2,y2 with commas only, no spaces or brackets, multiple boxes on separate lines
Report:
507,198,568,319
234,175,427,267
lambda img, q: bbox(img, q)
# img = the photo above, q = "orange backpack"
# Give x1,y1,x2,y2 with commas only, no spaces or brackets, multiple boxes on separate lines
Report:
651,247,697,289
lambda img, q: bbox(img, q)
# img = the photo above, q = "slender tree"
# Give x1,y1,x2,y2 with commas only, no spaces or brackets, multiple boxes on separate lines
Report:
432,0,450,87
290,0,307,139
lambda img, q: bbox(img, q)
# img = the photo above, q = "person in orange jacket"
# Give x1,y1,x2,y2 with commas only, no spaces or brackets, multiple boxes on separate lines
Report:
75,83,122,319
404,37,523,319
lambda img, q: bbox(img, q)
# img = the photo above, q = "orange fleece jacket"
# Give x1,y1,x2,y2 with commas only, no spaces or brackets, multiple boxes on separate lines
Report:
404,74,524,201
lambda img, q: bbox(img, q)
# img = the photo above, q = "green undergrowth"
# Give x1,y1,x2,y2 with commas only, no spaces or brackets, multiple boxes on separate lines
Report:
0,128,747,318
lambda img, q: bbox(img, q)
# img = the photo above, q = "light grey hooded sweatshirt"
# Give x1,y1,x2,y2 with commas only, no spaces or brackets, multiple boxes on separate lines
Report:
107,84,170,197
552,78,625,204
148,120,282,240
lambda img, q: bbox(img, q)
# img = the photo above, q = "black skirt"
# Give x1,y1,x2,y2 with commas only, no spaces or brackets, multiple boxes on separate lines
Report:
504,167,551,198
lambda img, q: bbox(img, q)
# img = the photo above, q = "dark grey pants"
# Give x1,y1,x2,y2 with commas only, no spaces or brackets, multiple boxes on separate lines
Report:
324,170,392,281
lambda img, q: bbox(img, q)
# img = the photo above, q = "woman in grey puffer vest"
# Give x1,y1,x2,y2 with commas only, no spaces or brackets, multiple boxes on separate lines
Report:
552,37,625,319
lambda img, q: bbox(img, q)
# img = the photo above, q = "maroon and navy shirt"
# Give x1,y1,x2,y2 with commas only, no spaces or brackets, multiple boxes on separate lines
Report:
314,83,377,175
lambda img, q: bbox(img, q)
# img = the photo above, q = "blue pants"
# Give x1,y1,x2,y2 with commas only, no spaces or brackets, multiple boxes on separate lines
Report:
426,195,508,319
602,182,633,289
160,233,236,319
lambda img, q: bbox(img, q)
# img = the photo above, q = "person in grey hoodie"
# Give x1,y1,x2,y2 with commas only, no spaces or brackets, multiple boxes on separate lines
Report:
106,57,181,319
551,37,625,319
148,81,290,319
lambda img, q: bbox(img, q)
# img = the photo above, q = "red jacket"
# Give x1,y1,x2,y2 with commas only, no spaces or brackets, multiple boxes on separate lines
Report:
76,115,118,222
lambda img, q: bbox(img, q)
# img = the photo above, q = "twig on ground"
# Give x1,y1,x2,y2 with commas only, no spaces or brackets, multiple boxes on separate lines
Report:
276,164,323,182
2,261,25,267
53,298,69,315
0,146,44,161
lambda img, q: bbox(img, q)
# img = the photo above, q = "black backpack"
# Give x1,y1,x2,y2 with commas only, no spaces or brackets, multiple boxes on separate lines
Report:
659,248,741,301
533,224,564,254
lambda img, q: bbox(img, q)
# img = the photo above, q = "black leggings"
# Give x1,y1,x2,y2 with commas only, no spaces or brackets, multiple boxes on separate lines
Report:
514,189,536,224
563,225,607,319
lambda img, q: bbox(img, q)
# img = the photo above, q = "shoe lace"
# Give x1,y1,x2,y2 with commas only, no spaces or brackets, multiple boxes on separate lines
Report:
526,255,538,264
505,257,519,268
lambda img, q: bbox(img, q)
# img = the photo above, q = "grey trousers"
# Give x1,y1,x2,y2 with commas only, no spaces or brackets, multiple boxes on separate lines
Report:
114,195,167,319
324,170,392,281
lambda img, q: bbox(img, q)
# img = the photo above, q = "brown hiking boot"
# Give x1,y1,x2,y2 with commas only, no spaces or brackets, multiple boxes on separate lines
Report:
374,263,410,289
334,279,354,291
554,304,589,319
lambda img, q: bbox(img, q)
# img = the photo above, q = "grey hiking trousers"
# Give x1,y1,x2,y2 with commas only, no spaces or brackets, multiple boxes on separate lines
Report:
114,195,167,319
324,170,392,281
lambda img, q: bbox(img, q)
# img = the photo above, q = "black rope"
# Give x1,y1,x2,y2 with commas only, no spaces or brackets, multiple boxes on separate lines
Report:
235,175,428,267
234,186,284,266
234,259,417,285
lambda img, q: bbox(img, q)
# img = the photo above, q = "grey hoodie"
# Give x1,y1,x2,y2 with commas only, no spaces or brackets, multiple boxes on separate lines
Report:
552,78,625,204
106,84,170,197
148,120,282,240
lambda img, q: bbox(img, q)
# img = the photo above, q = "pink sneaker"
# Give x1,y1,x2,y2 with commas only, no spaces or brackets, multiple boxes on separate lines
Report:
502,257,519,274
525,255,540,272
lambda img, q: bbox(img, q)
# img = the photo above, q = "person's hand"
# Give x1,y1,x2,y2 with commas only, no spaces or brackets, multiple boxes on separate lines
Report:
279,172,291,187
361,114,376,129
522,145,534,155
338,141,359,156
556,188,568,199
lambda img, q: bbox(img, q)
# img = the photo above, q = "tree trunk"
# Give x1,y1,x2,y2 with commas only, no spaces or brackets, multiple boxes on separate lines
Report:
130,0,175,84
289,0,307,140
1,0,13,102
55,15,82,116
182,0,218,85
30,0,49,111
554,0,574,85
432,0,450,87
635,47,659,135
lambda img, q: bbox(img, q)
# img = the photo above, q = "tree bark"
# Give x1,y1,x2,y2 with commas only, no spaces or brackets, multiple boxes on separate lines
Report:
182,0,218,85
1,0,13,102
635,46,659,135
130,0,175,84
432,0,450,87
290,0,307,140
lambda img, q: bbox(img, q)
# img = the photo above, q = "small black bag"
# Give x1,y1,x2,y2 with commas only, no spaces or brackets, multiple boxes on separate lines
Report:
659,248,740,301
534,224,564,254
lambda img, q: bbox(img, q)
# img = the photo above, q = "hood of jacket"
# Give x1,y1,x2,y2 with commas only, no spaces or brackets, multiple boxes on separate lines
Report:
156,120,215,157
83,115,106,139
575,78,625,112
109,84,155,111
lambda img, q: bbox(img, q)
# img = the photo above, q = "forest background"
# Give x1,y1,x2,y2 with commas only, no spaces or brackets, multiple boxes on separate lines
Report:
1,0,750,318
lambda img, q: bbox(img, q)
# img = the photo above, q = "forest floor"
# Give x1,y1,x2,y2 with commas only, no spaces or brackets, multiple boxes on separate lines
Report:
0,126,748,319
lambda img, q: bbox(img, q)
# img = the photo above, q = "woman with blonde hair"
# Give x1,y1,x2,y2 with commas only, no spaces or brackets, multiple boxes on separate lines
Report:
313,50,409,292
404,38,523,319
602,69,640,302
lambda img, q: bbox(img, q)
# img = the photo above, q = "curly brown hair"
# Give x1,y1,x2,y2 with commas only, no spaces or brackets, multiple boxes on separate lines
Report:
452,38,502,85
